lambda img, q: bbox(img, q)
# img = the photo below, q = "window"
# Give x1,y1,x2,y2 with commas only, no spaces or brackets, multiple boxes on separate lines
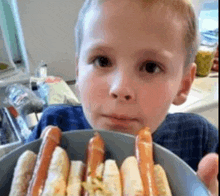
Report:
199,1,218,46
0,0,29,86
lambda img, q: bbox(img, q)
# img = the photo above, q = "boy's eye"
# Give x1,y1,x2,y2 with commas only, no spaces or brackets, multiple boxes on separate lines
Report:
141,62,161,73
93,56,111,67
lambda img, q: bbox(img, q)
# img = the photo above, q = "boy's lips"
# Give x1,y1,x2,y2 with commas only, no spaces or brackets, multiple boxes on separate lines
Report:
101,114,138,126
103,113,137,120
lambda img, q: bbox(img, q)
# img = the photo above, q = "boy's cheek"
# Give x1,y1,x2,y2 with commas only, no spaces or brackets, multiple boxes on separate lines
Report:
139,100,171,133
78,78,109,104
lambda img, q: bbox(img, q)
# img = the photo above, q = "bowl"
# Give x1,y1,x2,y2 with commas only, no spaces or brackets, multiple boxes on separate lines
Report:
0,129,210,196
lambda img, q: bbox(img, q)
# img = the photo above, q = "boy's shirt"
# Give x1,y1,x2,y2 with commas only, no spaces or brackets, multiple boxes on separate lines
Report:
26,104,218,172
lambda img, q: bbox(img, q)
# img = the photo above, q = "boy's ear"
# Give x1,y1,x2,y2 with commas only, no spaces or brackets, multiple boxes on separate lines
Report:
173,63,197,105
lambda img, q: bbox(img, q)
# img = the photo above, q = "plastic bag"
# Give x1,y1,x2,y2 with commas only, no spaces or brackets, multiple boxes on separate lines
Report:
3,83,45,117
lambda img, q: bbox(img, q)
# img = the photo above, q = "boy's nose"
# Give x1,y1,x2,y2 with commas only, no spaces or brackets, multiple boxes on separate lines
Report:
109,74,136,103
110,92,133,101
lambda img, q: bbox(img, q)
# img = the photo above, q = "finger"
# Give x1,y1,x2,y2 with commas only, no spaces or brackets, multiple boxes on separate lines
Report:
197,153,219,196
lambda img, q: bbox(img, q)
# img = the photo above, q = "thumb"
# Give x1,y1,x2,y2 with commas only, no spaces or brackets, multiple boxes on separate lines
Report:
197,153,219,196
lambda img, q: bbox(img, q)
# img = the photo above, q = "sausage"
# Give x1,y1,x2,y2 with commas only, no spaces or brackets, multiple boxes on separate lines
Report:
84,132,105,196
26,126,62,196
135,127,159,196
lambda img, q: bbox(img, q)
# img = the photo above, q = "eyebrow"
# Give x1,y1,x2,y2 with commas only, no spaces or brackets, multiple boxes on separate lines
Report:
133,49,174,64
84,42,115,56
83,42,174,63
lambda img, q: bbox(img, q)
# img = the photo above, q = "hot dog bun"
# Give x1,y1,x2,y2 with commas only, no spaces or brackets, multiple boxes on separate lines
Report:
9,150,37,196
82,161,122,196
82,163,105,195
154,164,172,196
94,163,105,195
120,156,144,196
102,159,122,196
67,160,85,196
41,146,70,196
27,126,62,196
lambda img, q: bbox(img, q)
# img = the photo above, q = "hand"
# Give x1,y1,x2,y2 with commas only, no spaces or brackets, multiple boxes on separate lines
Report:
197,153,219,196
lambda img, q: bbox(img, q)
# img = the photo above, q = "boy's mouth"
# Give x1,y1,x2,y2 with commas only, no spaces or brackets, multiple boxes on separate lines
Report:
102,114,138,122
100,113,140,133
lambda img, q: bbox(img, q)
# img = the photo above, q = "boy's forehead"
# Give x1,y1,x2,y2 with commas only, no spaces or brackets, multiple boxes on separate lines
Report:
83,0,185,42
85,0,184,26
80,0,187,61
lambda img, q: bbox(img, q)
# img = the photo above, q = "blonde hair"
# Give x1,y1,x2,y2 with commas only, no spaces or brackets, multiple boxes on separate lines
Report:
75,0,199,67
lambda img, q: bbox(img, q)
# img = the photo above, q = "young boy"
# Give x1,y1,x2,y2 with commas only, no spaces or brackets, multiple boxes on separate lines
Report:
26,0,218,194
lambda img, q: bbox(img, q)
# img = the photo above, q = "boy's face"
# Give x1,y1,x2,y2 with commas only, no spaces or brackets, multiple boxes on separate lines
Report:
76,0,195,134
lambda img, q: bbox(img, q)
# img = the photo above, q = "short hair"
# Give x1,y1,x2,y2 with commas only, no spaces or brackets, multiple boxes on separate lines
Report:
75,0,199,67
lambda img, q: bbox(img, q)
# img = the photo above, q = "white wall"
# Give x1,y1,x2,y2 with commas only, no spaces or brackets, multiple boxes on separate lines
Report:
17,0,84,81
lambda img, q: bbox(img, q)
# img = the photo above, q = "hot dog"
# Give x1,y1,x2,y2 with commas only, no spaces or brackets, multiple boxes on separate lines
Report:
41,146,70,196
27,126,62,196
83,132,105,196
9,150,37,196
135,127,159,196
